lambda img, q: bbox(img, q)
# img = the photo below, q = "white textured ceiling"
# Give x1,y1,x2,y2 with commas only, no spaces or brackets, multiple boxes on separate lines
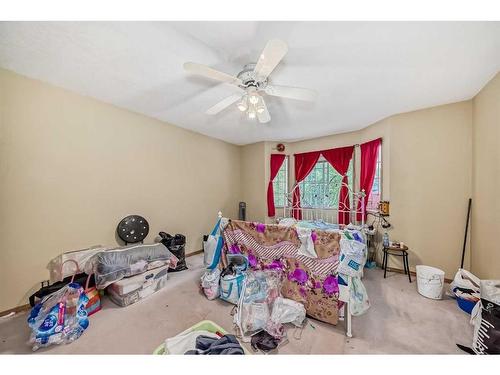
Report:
0,21,499,145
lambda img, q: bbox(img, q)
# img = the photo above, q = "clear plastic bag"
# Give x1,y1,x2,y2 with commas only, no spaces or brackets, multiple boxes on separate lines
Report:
201,268,221,300
27,283,89,351
88,243,178,289
234,270,281,339
265,297,306,339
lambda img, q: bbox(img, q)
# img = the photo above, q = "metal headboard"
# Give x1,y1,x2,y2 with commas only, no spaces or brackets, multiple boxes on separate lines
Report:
280,179,366,227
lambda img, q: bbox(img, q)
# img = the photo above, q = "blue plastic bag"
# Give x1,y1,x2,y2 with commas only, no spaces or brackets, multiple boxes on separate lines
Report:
27,282,89,351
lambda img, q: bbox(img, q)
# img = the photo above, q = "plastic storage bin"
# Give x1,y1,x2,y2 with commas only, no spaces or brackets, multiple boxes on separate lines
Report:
153,320,249,354
416,265,445,300
456,297,477,314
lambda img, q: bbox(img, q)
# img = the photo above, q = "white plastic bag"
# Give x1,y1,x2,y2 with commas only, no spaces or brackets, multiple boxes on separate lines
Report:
266,297,306,338
450,268,480,296
349,276,370,316
339,237,366,277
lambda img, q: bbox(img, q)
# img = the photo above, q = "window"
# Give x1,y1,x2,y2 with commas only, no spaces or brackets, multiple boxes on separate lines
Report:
299,158,353,209
366,145,382,212
273,157,288,207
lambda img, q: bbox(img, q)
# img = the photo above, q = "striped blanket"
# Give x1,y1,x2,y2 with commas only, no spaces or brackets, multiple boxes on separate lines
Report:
222,220,341,325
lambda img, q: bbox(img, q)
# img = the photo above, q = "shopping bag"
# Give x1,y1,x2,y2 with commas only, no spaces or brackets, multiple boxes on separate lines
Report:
220,272,245,305
201,268,221,300
27,282,90,351
203,219,224,269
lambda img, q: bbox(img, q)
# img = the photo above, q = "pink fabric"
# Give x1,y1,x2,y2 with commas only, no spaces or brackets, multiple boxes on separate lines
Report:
292,151,321,219
322,146,354,224
357,138,382,221
267,154,287,217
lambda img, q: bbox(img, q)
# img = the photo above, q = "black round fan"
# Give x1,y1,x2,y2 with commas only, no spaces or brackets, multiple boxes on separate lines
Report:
117,215,149,244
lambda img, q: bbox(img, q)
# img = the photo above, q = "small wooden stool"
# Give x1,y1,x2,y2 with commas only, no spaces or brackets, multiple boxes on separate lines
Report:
383,244,411,283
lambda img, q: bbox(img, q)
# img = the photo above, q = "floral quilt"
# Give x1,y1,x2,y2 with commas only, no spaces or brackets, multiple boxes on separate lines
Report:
222,220,341,325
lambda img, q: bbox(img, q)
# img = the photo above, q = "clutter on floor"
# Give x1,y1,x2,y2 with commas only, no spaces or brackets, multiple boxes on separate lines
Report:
199,215,370,352
24,216,188,351
106,265,169,307
27,283,89,351
457,279,500,354
185,334,244,355
88,242,178,289
159,232,188,272
450,268,480,314
155,320,249,355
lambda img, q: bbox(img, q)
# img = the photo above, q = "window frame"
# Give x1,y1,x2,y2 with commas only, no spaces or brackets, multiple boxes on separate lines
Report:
366,145,382,213
272,156,289,209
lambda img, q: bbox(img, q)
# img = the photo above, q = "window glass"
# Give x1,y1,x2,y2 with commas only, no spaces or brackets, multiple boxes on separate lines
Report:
273,157,288,207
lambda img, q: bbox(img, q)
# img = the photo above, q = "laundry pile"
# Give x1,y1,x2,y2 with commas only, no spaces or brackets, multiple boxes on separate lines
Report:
166,331,244,355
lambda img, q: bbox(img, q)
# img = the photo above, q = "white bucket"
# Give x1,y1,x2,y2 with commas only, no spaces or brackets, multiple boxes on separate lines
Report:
416,265,445,300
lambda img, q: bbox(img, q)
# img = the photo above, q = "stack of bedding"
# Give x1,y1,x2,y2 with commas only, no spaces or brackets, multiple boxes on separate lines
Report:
87,243,179,307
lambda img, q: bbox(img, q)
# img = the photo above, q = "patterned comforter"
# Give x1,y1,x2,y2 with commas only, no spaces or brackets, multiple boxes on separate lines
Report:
222,220,341,325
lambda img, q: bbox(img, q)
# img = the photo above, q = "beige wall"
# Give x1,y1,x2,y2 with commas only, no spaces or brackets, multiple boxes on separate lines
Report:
240,142,267,222
251,101,473,278
1,66,497,312
471,72,500,279
0,69,241,311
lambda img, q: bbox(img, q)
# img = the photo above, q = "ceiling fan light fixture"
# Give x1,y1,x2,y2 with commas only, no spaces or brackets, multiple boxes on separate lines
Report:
237,96,248,112
256,102,266,114
248,110,256,119
249,93,260,105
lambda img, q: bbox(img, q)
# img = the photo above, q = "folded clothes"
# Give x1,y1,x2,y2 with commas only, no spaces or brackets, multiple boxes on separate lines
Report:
185,334,244,355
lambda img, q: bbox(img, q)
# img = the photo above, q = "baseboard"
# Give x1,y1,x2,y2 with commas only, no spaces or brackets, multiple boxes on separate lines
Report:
186,249,204,257
0,303,31,317
385,266,452,284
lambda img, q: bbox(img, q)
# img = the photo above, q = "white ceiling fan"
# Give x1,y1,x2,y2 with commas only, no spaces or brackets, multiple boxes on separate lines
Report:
183,39,317,124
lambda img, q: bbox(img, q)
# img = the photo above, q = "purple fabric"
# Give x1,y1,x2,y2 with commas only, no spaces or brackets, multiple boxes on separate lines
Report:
323,275,339,295
289,268,308,285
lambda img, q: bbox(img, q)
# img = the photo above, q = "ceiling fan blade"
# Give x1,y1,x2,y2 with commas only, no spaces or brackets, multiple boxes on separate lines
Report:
257,98,271,124
253,39,288,80
264,84,317,102
206,93,243,115
184,62,242,86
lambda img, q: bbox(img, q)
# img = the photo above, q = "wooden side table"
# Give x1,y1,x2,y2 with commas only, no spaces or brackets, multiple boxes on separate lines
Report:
383,244,411,283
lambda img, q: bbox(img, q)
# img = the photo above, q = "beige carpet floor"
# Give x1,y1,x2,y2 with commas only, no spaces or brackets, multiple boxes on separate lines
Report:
0,254,473,354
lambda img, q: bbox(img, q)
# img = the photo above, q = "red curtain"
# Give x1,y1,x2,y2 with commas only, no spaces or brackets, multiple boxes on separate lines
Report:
357,138,382,221
267,154,287,217
322,146,354,225
292,151,321,219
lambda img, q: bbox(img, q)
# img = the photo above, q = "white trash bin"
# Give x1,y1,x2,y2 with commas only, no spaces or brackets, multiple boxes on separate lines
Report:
416,265,445,300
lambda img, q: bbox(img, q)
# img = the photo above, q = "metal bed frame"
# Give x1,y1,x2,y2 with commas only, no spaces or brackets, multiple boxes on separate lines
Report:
216,181,367,337
280,179,366,228
278,181,367,337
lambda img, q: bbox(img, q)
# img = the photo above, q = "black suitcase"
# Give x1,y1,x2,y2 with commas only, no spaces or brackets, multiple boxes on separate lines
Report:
29,273,96,307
